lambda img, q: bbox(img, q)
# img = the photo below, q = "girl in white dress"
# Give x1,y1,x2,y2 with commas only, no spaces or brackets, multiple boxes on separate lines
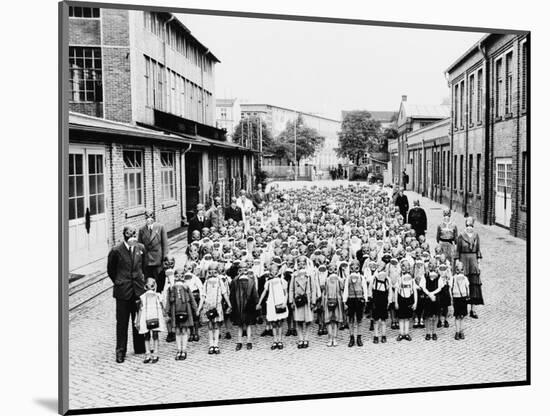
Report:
257,263,288,350
137,278,167,364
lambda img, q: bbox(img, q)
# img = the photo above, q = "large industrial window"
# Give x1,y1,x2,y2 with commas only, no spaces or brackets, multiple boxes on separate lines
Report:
69,7,100,18
69,47,102,102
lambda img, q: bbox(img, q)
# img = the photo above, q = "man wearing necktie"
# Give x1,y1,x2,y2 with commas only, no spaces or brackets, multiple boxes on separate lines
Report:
107,225,147,363
138,210,169,292
188,204,211,243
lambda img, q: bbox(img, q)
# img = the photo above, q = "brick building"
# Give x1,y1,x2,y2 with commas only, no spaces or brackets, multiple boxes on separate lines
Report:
388,96,450,185
446,33,528,238
406,118,451,206
66,5,257,271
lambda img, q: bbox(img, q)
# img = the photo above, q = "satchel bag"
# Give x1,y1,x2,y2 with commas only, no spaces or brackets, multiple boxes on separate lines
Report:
145,295,161,330
205,278,220,321
275,304,287,314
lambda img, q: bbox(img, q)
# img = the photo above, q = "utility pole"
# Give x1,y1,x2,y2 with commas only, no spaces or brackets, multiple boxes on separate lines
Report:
259,116,263,169
294,111,298,181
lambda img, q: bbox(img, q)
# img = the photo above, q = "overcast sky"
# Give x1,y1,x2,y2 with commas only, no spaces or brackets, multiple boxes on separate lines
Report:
177,13,486,120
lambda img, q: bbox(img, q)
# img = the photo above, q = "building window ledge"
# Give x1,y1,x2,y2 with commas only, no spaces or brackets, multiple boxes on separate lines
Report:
520,204,527,212
504,112,514,120
520,109,527,116
494,115,503,122
125,206,146,219
477,121,483,126
161,200,178,209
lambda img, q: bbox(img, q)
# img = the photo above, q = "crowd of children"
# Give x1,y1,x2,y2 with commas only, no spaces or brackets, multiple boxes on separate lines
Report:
134,183,472,363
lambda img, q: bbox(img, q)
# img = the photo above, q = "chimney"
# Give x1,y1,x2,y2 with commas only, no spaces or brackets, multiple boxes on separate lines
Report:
401,95,407,102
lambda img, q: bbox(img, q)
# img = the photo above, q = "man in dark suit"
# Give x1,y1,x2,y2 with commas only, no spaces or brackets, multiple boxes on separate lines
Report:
394,187,409,223
138,210,169,292
107,225,147,363
225,197,243,223
407,200,428,239
187,204,211,243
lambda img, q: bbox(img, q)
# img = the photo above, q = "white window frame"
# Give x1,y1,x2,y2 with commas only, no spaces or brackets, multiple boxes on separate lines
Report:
160,151,176,202
123,149,144,208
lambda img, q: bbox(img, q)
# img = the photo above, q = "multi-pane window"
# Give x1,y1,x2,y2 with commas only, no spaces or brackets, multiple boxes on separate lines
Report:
144,56,166,111
144,12,165,38
459,80,465,128
447,152,451,188
453,155,457,189
220,108,228,119
468,154,473,192
160,152,176,201
123,150,144,208
477,69,483,123
476,154,481,194
69,47,102,102
521,41,529,110
521,152,528,205
459,155,464,190
88,154,105,215
453,84,459,128
69,154,85,220
469,73,475,125
505,51,513,114
69,7,100,18
495,58,503,117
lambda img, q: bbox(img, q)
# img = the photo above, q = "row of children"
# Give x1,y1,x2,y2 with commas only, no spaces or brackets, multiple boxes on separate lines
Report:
134,184,472,363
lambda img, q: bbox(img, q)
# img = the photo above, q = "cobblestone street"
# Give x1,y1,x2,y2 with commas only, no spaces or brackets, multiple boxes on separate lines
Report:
68,182,527,410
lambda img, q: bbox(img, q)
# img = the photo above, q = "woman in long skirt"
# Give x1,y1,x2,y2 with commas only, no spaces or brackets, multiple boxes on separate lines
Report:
436,209,458,266
455,217,483,318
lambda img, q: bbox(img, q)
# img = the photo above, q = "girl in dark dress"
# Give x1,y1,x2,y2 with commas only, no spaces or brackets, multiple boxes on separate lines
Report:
455,217,483,318
229,264,259,350
422,265,443,341
369,270,392,344
395,261,417,341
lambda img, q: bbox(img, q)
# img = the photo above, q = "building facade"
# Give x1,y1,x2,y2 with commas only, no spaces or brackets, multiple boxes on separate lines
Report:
240,103,344,172
67,6,257,271
446,33,528,238
389,96,450,185
215,98,241,140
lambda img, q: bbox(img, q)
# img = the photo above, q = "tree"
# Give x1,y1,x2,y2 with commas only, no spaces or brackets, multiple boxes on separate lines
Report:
232,117,274,151
275,115,325,165
379,125,398,153
336,111,381,165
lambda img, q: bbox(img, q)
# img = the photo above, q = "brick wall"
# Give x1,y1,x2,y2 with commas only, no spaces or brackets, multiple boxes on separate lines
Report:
109,143,184,246
68,19,101,45
101,9,132,123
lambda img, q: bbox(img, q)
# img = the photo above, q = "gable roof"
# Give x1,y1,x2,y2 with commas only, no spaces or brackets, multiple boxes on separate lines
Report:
401,103,450,119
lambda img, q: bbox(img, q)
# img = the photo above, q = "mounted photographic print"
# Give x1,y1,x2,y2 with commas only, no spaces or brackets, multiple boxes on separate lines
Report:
59,1,530,414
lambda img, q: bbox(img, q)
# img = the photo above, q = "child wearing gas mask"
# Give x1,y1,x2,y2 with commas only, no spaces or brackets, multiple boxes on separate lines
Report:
167,268,198,360
136,278,167,363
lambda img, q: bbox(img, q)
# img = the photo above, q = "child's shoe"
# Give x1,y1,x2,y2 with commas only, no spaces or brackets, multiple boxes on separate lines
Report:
348,335,355,347
208,346,215,355
444,320,449,328
246,342,253,350
143,355,152,364
151,356,159,363
404,334,412,341
454,332,460,340
356,335,363,347
459,331,465,340
235,343,243,351
432,334,438,341
373,336,379,344
437,320,442,328
381,335,387,343
396,334,403,341
425,334,431,340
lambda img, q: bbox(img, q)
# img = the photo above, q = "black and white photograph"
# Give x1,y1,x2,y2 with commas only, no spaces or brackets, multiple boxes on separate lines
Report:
59,1,530,414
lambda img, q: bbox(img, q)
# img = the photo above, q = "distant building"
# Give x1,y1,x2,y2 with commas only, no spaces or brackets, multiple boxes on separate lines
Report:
240,103,344,172
216,98,241,140
67,6,257,270
388,96,450,185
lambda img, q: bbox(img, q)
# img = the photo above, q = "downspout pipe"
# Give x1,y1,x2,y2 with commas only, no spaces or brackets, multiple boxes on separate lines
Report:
180,143,192,226
478,41,491,225
445,71,454,211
